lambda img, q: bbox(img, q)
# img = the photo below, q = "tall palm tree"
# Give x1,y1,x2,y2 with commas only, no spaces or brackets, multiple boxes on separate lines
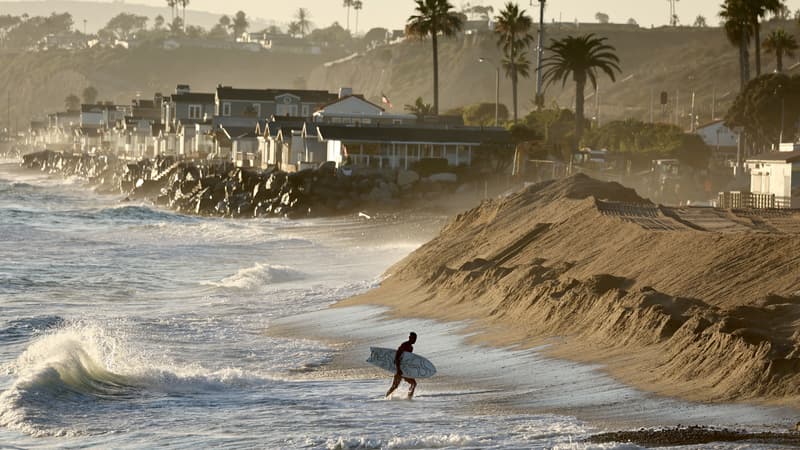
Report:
763,28,798,72
749,0,783,76
343,0,354,32
295,8,312,38
178,0,189,31
166,0,177,22
354,0,364,34
494,2,534,123
406,0,464,115
541,34,621,149
720,0,752,89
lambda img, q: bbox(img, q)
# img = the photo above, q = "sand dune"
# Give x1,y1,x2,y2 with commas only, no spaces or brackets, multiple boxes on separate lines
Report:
339,174,800,404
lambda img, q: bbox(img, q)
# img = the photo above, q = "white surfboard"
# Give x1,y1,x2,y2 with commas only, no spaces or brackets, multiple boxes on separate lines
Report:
366,347,437,378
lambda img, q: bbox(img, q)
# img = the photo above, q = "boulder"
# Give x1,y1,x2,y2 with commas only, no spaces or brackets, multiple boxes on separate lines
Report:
397,170,420,187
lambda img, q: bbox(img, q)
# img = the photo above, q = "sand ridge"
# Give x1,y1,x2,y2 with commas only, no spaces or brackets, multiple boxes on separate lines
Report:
339,174,800,405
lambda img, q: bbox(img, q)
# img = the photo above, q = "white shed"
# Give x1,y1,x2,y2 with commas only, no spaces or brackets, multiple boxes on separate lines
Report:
745,149,800,208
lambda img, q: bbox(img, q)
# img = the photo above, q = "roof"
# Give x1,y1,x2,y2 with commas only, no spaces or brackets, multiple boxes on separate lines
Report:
695,119,730,131
315,95,384,113
746,150,800,163
221,125,258,140
168,93,215,103
316,125,513,145
216,86,337,104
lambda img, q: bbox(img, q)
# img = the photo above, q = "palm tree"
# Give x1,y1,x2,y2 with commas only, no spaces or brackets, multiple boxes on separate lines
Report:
406,0,464,115
354,0,364,34
763,28,798,72
295,8,312,38
178,0,190,31
404,97,435,116
494,2,534,123
720,0,752,89
166,0,176,22
343,0,354,32
751,0,783,76
541,34,621,149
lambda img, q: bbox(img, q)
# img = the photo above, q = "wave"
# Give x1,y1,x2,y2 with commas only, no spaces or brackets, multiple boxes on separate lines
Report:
94,204,194,223
205,263,305,289
0,320,276,437
322,434,479,449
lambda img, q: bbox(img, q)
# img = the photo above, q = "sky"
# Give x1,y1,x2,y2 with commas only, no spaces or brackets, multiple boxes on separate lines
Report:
81,0,800,32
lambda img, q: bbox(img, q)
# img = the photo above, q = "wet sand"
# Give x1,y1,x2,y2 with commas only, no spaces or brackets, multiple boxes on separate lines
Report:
269,305,799,436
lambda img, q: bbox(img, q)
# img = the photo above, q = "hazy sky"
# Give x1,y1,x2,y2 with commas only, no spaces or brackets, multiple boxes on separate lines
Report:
105,0,800,31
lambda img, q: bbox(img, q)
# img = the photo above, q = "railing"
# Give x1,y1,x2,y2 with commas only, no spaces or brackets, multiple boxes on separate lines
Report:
717,191,793,209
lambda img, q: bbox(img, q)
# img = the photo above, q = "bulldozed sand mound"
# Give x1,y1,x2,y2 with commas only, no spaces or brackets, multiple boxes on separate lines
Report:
340,174,800,404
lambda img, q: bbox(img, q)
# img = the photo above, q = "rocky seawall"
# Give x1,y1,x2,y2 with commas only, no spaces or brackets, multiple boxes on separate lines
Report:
19,150,473,219
340,174,800,404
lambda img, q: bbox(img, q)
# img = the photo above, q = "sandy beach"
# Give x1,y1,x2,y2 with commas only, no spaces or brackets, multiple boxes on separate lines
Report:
271,174,800,444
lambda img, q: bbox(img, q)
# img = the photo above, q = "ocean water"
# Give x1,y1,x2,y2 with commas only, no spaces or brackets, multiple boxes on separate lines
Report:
0,160,618,449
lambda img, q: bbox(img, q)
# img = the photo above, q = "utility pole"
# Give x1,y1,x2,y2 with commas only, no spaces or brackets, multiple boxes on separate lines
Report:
533,0,546,108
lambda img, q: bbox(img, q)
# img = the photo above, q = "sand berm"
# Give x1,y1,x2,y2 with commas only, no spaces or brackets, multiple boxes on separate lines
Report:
339,174,800,405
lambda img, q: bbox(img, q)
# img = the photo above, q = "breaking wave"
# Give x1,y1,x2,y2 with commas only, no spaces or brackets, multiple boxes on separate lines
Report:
0,321,274,437
205,263,305,289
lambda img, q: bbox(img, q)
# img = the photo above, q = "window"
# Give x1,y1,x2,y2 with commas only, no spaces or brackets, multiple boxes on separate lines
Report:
301,104,310,117
252,103,261,117
392,119,402,125
222,102,231,117
188,105,202,119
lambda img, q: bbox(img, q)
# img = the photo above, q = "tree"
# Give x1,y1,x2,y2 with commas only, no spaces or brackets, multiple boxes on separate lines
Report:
364,27,388,46
295,8,312,38
748,0,784,77
462,102,509,125
541,34,621,150
354,0,364,34
595,12,610,24
169,17,184,34
720,0,753,89
64,94,80,112
308,22,351,46
102,13,148,39
166,0,177,22
232,11,248,37
343,0,354,32
82,86,98,105
693,15,707,27
404,97,435,116
209,15,231,39
154,15,165,30
763,28,798,72
725,73,800,150
494,2,534,123
406,0,464,115
287,21,301,38
178,0,190,30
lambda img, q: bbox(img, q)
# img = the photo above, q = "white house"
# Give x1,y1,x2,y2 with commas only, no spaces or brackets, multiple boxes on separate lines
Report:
312,95,416,126
745,143,800,208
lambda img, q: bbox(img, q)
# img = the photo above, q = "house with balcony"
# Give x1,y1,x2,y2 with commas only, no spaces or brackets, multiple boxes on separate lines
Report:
215,85,338,121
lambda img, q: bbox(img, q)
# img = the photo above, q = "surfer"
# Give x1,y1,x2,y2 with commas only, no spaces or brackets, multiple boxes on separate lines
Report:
385,332,417,399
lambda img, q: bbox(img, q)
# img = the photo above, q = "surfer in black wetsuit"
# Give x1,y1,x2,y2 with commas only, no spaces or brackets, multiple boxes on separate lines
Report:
385,332,417,399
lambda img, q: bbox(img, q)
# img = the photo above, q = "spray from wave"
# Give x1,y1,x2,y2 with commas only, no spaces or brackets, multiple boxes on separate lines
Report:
205,263,305,289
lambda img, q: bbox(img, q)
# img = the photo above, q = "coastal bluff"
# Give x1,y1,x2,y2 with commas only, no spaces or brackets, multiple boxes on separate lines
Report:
341,174,800,404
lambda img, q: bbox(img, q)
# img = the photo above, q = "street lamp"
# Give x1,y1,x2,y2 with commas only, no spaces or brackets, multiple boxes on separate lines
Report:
478,57,500,127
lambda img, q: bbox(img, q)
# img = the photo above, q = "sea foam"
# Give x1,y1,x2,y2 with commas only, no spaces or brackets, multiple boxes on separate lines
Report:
205,263,305,289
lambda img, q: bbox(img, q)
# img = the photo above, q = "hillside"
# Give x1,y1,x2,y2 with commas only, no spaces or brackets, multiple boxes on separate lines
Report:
0,45,330,128
0,1,273,32
340,175,800,404
311,21,800,125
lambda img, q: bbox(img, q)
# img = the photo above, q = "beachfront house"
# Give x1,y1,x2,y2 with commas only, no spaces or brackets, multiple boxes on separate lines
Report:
162,85,215,133
312,94,416,126
316,125,513,170
215,86,338,121
744,143,800,208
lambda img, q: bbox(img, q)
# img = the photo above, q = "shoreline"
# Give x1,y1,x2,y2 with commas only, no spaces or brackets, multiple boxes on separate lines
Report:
269,304,800,443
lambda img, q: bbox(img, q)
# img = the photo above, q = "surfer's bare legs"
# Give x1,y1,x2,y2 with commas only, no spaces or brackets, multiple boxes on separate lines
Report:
406,378,417,399
385,373,402,398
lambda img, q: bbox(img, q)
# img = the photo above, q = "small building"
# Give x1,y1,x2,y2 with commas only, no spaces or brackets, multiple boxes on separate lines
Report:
695,119,738,164
745,145,800,208
215,86,338,121
312,95,416,126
